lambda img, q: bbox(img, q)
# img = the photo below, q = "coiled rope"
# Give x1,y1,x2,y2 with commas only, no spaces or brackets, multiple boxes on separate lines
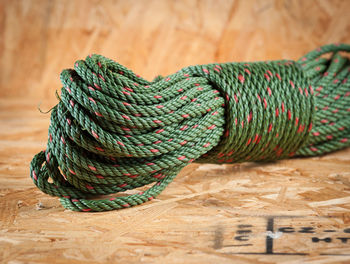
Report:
30,43,350,212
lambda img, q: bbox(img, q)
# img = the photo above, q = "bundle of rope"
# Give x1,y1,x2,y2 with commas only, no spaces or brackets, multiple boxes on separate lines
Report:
30,43,350,212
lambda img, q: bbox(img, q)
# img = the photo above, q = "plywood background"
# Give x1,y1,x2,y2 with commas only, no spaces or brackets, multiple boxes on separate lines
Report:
1,0,350,263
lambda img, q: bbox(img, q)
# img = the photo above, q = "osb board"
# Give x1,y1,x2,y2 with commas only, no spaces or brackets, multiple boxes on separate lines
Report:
1,0,350,105
1,107,350,264
1,0,350,263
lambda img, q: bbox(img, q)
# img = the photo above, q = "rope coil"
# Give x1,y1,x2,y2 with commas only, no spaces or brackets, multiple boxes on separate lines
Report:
30,43,350,212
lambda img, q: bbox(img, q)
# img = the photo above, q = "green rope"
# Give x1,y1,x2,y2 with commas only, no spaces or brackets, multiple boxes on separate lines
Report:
30,43,350,212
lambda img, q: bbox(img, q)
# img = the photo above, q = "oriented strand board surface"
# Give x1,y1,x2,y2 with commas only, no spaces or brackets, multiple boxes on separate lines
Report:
1,0,350,263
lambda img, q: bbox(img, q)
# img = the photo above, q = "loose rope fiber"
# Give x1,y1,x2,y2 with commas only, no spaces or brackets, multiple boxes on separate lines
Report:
30,43,350,212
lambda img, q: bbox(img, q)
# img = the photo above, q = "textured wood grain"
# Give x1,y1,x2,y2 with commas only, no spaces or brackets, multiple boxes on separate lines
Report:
1,0,350,263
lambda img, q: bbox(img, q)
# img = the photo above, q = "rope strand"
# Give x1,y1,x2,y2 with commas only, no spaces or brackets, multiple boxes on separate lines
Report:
30,43,350,212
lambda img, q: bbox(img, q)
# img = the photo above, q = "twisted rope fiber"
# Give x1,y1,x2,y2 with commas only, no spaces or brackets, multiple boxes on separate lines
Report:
30,44,350,212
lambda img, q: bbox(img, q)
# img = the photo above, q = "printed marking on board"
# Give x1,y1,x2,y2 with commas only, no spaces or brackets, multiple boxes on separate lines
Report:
213,215,350,256
266,217,274,254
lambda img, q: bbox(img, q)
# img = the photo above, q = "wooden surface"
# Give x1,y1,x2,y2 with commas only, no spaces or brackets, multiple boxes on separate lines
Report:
1,0,350,263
